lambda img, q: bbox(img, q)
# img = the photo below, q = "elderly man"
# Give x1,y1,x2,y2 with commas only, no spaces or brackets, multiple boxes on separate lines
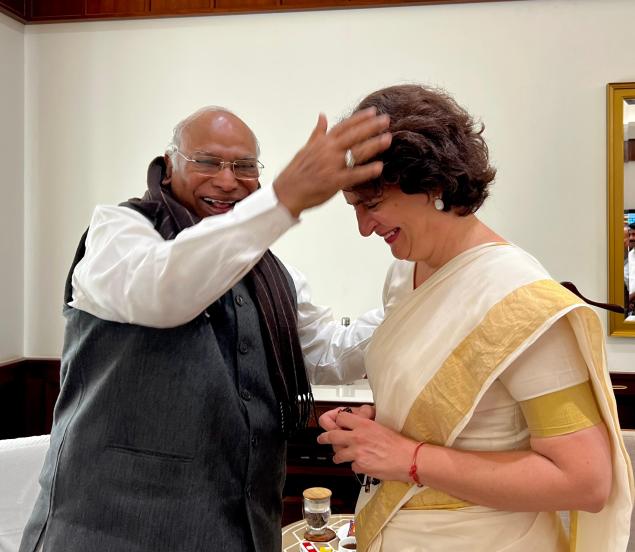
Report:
19,106,390,552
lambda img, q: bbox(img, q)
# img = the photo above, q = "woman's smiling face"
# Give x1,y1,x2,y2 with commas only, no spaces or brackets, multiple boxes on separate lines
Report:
343,185,441,262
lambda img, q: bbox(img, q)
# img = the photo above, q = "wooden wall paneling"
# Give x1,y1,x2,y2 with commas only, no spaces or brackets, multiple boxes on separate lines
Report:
283,0,508,6
151,0,211,13
0,359,24,439
30,0,84,18
0,0,26,20
38,359,61,432
85,0,148,15
611,372,635,430
349,0,429,4
22,359,60,436
215,0,277,10
15,0,520,22
23,371,47,437
0,379,23,438
279,0,346,6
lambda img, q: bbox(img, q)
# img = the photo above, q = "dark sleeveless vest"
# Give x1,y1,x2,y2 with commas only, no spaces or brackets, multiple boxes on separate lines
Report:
19,209,298,552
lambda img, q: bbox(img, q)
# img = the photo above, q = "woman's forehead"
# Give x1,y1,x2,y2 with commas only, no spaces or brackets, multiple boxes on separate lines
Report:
344,181,384,203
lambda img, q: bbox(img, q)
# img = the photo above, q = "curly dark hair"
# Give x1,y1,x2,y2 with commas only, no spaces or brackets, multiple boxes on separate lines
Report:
353,84,496,215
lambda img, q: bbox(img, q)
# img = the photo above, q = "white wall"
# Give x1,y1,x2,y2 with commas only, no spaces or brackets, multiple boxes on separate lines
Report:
0,12,24,362
22,0,635,370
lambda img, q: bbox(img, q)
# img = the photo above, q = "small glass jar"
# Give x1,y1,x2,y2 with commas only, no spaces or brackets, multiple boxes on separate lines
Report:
302,487,332,536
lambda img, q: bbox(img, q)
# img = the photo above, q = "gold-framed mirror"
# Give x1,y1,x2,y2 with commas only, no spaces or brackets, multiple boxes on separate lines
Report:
608,82,635,337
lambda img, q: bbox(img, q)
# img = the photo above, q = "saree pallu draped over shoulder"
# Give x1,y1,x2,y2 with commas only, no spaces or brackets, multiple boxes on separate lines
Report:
356,244,633,552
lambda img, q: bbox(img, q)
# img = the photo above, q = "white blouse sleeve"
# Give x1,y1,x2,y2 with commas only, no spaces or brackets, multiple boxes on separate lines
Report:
499,317,589,402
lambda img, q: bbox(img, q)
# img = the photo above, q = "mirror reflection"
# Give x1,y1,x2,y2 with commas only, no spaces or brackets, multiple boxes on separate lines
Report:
625,98,635,321
608,83,635,336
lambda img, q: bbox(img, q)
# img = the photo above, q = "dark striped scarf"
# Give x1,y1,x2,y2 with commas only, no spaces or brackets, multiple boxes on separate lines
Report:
124,157,313,436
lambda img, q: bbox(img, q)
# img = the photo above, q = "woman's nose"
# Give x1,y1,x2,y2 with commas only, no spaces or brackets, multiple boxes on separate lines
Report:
356,208,376,237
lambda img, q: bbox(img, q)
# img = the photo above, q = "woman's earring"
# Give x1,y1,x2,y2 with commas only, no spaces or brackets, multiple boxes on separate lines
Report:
434,197,445,211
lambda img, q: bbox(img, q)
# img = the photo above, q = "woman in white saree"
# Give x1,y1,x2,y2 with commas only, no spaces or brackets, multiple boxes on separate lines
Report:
318,85,633,552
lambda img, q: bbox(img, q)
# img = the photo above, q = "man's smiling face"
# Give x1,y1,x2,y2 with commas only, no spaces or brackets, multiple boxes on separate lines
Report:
165,110,260,218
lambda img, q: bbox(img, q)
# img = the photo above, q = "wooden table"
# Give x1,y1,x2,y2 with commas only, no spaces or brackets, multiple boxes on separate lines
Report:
281,514,354,551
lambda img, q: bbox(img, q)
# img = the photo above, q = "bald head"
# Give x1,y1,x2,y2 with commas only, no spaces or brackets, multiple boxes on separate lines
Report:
169,106,260,158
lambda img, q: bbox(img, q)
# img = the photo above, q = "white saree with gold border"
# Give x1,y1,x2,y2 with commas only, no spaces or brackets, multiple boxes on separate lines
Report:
355,243,633,552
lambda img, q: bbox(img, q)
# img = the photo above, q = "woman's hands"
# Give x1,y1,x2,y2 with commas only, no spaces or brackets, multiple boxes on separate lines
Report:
318,404,376,431
317,407,613,513
317,406,418,484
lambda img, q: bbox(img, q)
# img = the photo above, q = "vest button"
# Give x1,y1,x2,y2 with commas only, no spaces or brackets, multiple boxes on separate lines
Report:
251,436,258,447
245,485,252,498
238,341,249,354
235,295,245,306
240,390,251,401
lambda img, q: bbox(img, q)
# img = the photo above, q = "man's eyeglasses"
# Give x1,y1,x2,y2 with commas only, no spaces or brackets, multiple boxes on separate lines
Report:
172,148,263,180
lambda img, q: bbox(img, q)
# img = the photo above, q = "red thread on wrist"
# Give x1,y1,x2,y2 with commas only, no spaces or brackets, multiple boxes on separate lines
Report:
409,442,425,487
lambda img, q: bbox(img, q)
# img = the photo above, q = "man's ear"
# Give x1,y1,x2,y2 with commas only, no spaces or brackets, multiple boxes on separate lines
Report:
163,153,174,185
